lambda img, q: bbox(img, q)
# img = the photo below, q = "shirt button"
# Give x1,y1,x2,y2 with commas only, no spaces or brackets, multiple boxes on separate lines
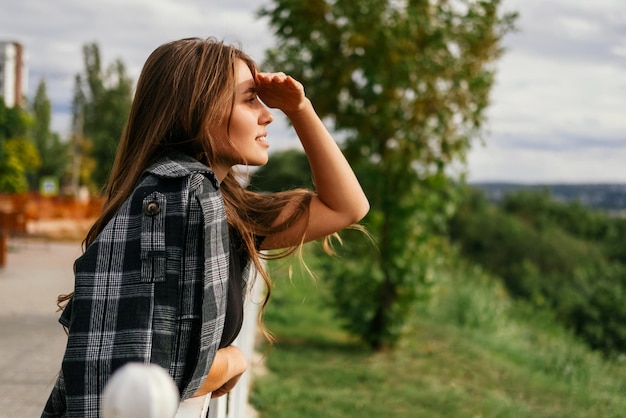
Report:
145,201,160,216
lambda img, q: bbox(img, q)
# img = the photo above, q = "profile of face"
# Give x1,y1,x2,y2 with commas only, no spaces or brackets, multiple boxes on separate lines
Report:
213,59,274,174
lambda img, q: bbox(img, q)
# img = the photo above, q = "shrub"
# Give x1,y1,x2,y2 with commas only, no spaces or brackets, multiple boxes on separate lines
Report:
449,188,626,355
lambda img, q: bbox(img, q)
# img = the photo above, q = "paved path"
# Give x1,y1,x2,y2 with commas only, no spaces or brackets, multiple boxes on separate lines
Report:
0,239,82,418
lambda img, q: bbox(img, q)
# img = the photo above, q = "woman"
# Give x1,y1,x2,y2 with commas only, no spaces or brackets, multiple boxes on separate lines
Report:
42,37,369,417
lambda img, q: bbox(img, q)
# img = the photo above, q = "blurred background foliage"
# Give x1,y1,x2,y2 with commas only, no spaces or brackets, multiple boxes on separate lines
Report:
1,0,623,357
450,188,626,355
0,43,131,195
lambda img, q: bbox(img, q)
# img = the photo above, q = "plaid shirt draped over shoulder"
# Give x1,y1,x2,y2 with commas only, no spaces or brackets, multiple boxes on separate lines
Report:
42,153,230,417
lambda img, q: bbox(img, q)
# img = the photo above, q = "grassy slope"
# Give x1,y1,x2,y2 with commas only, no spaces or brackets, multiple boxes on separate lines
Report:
250,251,626,418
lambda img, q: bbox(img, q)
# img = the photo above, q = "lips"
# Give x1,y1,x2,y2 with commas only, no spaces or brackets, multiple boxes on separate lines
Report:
255,135,270,148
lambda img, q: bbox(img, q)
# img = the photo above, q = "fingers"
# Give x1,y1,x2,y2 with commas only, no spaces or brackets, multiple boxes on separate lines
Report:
210,373,244,398
255,71,306,113
256,72,302,90
256,71,287,82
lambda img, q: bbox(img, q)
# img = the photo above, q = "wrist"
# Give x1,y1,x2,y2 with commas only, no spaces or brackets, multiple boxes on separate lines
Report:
284,98,313,120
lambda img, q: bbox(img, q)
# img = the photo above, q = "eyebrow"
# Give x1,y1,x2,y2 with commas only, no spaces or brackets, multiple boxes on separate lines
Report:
239,85,257,96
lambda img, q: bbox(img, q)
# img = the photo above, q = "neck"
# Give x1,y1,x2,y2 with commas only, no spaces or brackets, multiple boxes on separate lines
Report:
211,163,230,183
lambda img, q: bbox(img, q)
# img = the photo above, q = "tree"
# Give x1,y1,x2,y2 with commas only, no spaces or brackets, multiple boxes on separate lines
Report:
0,138,41,193
0,96,29,142
30,79,70,189
0,97,40,193
260,0,517,349
72,43,133,192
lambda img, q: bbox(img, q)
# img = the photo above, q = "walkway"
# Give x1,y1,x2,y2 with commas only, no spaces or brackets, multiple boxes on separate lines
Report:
0,240,82,417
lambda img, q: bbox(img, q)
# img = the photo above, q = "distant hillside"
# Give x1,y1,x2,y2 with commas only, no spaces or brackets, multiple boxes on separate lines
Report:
470,183,626,212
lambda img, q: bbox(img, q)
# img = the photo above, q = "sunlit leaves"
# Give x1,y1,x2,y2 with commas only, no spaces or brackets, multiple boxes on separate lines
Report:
0,97,39,192
0,138,41,193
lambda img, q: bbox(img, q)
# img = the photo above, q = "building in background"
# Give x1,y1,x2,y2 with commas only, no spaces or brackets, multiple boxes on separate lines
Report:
0,41,27,108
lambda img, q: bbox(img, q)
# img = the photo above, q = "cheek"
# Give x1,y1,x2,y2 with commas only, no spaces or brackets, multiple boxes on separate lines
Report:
229,108,257,136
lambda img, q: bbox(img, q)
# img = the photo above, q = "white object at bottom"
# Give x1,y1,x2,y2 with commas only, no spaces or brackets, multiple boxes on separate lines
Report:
175,394,211,418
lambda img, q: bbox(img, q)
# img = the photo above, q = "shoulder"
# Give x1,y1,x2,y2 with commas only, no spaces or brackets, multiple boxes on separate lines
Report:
143,154,227,228
128,152,223,217
145,152,220,191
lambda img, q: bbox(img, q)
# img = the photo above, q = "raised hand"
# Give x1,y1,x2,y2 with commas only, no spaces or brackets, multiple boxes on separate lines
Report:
255,72,308,116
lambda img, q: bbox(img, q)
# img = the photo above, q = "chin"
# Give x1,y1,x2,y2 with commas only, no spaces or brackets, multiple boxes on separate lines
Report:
244,155,269,167
253,152,270,166
253,157,269,167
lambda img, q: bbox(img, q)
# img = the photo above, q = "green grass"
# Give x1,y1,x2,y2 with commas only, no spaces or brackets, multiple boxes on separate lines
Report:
250,252,626,418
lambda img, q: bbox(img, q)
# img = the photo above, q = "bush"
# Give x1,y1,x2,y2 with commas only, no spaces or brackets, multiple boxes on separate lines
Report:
449,188,626,355
502,190,626,265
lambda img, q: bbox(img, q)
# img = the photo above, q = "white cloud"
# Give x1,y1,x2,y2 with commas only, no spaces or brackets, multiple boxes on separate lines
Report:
610,43,626,58
486,52,626,140
467,142,626,184
471,0,626,182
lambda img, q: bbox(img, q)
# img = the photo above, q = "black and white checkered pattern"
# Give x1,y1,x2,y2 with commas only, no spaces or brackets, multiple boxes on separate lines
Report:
43,153,230,417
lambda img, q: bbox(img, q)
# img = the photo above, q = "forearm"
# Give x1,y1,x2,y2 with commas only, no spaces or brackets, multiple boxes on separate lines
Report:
192,346,246,397
286,100,369,223
256,71,369,248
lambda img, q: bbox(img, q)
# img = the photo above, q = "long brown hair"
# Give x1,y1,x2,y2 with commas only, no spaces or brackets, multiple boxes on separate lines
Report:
59,38,313,339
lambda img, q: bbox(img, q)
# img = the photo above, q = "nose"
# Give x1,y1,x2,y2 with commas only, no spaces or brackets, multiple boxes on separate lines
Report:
261,106,273,126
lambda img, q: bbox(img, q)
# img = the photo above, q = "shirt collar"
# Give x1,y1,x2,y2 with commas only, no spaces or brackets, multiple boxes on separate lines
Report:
146,152,220,189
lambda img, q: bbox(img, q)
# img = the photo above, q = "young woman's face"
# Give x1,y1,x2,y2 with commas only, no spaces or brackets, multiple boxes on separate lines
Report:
213,59,273,176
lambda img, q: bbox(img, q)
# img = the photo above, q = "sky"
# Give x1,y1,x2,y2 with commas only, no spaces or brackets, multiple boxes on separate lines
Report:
1,0,625,184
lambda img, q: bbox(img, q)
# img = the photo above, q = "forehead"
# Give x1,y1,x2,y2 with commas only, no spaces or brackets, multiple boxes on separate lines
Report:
235,59,255,93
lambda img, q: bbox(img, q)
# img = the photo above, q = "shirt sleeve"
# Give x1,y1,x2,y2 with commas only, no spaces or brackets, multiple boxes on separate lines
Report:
179,173,230,399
